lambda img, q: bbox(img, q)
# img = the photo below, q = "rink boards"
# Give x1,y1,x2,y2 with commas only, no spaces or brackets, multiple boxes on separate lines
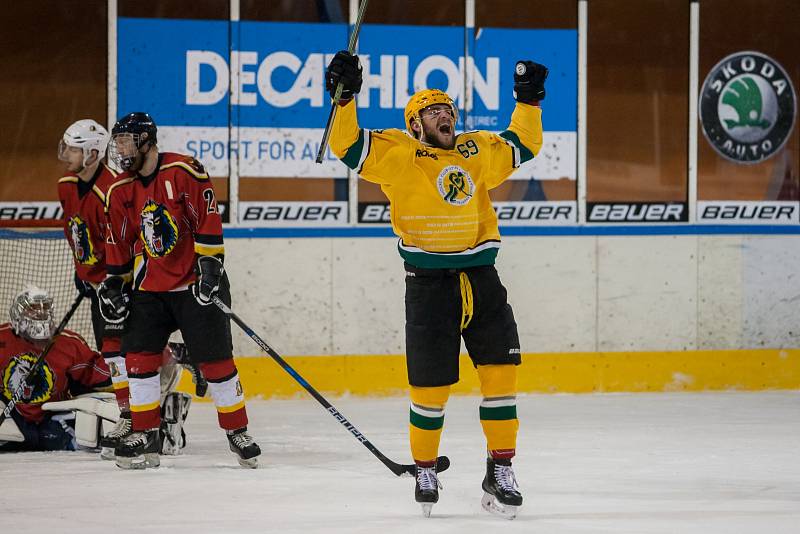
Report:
177,349,800,399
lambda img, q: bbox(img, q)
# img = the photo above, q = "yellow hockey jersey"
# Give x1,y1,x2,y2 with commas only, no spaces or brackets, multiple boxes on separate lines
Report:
330,99,543,268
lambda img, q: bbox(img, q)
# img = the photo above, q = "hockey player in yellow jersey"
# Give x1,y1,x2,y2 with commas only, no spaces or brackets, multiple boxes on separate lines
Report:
326,51,547,519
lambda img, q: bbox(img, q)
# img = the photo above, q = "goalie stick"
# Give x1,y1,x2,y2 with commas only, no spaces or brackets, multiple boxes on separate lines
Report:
0,293,85,427
315,0,369,164
212,295,450,477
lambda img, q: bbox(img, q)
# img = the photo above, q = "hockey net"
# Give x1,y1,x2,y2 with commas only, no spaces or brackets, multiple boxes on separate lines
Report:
0,223,96,349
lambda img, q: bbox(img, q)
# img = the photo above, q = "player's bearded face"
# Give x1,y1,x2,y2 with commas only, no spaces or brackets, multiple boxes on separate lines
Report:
419,104,456,150
112,134,144,173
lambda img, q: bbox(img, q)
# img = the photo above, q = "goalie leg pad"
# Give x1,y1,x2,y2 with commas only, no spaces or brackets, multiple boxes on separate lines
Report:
160,392,192,455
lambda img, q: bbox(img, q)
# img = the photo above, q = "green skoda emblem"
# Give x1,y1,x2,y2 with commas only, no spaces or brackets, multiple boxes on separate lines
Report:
700,51,795,164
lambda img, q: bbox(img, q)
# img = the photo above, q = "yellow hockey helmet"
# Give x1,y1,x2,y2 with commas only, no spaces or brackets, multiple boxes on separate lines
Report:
404,89,458,137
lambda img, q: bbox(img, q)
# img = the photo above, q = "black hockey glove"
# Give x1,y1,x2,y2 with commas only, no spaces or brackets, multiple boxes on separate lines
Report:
325,51,363,103
97,276,131,324
191,255,224,306
74,271,95,298
513,60,548,103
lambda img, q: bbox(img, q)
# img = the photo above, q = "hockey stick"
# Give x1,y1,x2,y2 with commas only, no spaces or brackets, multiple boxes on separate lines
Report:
315,0,369,164
212,295,450,477
0,293,85,427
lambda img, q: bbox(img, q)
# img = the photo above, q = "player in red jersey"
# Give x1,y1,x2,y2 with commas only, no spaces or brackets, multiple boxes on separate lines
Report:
101,112,260,469
0,287,111,451
57,119,206,459
57,119,133,456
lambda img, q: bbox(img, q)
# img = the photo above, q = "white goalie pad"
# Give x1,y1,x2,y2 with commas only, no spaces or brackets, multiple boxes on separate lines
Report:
0,401,25,442
42,392,120,423
42,393,120,449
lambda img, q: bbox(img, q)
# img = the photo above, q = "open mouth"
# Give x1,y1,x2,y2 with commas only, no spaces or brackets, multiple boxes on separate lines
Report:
438,123,452,135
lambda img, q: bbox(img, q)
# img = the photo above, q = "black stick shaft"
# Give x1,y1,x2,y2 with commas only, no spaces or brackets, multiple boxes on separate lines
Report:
0,293,85,426
315,0,370,164
212,295,449,477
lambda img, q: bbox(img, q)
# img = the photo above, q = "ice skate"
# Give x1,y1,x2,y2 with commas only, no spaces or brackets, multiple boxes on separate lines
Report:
226,427,260,468
99,411,131,460
115,429,160,469
414,465,441,517
481,458,522,519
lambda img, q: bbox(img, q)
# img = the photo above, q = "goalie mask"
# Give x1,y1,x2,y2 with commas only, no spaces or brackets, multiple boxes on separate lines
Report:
58,119,110,169
9,287,56,343
109,112,158,172
404,89,458,138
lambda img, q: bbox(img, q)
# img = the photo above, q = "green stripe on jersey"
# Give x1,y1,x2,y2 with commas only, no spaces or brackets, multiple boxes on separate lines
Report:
410,409,445,431
499,130,534,164
479,405,518,421
399,247,498,269
341,129,365,170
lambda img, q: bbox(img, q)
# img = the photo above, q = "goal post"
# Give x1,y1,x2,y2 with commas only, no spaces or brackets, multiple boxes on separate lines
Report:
0,224,95,349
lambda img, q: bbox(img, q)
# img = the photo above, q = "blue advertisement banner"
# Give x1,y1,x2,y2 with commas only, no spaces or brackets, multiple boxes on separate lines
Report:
118,19,576,131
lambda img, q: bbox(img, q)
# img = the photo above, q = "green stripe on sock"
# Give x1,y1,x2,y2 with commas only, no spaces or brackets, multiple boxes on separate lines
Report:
341,129,365,169
499,130,534,163
410,408,444,430
480,405,518,421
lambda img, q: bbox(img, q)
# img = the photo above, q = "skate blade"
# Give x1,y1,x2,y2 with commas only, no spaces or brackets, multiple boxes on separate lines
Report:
481,492,518,520
237,456,258,469
115,453,160,470
100,447,116,461
420,503,433,518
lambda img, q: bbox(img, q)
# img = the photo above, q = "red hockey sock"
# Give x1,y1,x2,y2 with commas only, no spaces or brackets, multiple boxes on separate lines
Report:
200,359,248,431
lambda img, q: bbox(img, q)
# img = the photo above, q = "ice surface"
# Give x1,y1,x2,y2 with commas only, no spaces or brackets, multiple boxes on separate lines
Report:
2,392,799,533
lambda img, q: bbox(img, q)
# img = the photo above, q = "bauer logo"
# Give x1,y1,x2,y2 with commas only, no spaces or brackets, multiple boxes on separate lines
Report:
494,201,577,226
699,51,796,164
0,202,63,221
697,201,799,225
588,202,688,223
239,201,348,226
358,203,391,224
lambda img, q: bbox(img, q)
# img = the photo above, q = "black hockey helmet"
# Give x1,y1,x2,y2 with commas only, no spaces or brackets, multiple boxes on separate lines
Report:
112,112,157,144
109,112,157,171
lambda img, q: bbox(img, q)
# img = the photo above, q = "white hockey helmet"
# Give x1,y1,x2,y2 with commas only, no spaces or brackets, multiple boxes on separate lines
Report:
58,119,110,167
9,286,56,343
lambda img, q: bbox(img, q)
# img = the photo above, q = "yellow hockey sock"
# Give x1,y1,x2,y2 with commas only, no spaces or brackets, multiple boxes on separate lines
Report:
478,364,519,459
409,385,450,465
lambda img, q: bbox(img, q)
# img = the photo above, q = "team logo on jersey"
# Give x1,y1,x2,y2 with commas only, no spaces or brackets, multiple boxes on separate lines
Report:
700,51,796,164
2,352,55,404
67,215,99,265
140,200,179,257
436,165,475,206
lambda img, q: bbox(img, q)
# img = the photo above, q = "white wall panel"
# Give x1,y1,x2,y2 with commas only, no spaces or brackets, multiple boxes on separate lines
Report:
741,236,800,348
498,236,597,352
597,236,698,351
331,238,405,354
223,234,800,357
697,236,743,349
225,238,333,356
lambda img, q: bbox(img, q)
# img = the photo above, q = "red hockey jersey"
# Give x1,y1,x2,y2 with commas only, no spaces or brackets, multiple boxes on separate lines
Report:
0,324,111,423
105,152,224,292
57,163,120,284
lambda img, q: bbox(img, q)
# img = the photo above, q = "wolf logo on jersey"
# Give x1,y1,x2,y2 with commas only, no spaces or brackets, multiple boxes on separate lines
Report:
67,215,99,265
140,200,179,258
2,352,55,403
437,165,475,206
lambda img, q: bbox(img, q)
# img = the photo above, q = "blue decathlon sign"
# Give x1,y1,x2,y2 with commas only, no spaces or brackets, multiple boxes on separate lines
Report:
118,18,577,179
